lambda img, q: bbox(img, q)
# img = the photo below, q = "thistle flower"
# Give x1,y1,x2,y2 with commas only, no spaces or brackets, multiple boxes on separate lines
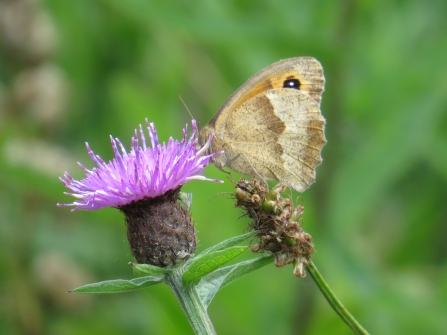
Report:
58,120,222,267
58,119,220,211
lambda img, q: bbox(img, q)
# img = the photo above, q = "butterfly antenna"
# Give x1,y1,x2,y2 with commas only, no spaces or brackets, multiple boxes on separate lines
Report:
178,95,195,121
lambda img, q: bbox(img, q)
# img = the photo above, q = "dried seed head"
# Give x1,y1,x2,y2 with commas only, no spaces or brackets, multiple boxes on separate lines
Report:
234,178,314,277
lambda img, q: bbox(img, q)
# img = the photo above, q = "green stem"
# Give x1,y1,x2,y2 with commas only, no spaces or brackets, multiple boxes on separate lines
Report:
165,269,216,335
307,261,369,335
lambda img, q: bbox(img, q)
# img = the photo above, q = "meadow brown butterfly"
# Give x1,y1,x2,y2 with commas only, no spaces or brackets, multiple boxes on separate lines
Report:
198,57,326,192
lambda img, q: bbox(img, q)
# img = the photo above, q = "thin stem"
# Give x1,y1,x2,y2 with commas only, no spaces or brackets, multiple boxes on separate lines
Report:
165,269,216,335
307,261,369,335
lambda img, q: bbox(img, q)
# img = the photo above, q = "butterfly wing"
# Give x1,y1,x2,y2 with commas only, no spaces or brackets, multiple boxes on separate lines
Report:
221,88,326,192
200,57,326,192
209,57,324,128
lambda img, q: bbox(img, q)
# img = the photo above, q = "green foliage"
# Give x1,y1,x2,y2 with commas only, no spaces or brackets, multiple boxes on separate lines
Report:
197,256,274,308
69,229,258,301
71,276,163,294
183,246,248,285
1,0,446,334
131,263,172,277
193,231,257,257
70,233,269,317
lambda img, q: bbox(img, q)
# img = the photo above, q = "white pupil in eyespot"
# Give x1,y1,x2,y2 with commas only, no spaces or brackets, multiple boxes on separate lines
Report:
283,79,300,90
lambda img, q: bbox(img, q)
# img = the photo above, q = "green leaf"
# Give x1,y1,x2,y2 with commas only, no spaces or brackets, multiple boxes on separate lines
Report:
182,246,248,285
192,231,257,260
130,263,172,277
197,256,274,308
69,276,163,294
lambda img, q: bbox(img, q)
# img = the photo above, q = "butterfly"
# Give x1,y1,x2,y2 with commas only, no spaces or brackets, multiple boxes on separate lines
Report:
198,57,326,192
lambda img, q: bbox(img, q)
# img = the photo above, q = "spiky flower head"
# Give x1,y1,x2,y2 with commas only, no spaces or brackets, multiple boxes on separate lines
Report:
58,120,222,267
58,119,220,211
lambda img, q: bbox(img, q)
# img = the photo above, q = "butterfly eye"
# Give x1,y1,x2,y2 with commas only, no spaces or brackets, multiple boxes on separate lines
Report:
283,78,301,90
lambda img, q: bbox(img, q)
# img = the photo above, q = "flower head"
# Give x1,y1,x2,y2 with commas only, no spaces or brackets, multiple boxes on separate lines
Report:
58,119,222,211
234,178,314,277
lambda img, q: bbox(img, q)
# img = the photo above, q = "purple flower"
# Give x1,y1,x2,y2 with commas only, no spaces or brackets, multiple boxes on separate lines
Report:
58,120,222,211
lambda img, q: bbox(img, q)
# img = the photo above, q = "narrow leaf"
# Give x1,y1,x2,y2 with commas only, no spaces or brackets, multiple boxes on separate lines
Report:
193,231,257,259
69,276,163,294
130,263,172,277
183,246,248,285
197,256,274,307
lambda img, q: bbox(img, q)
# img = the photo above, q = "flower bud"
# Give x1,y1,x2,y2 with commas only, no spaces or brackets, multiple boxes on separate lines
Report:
265,183,287,201
119,188,196,267
261,200,276,213
235,187,251,203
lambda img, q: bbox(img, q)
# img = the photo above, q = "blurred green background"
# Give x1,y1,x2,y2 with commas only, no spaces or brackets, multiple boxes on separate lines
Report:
1,0,446,334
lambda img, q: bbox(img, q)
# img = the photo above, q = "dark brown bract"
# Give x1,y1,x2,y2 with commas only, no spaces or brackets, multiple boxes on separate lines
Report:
119,188,196,267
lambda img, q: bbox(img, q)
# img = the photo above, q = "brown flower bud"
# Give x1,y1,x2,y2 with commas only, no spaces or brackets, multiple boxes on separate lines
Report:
119,188,196,267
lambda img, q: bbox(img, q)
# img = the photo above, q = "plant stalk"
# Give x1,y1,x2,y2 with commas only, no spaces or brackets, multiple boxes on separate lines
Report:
165,269,216,335
307,261,369,335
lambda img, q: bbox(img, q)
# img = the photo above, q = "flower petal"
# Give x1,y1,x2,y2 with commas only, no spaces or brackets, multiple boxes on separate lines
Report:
58,120,222,210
